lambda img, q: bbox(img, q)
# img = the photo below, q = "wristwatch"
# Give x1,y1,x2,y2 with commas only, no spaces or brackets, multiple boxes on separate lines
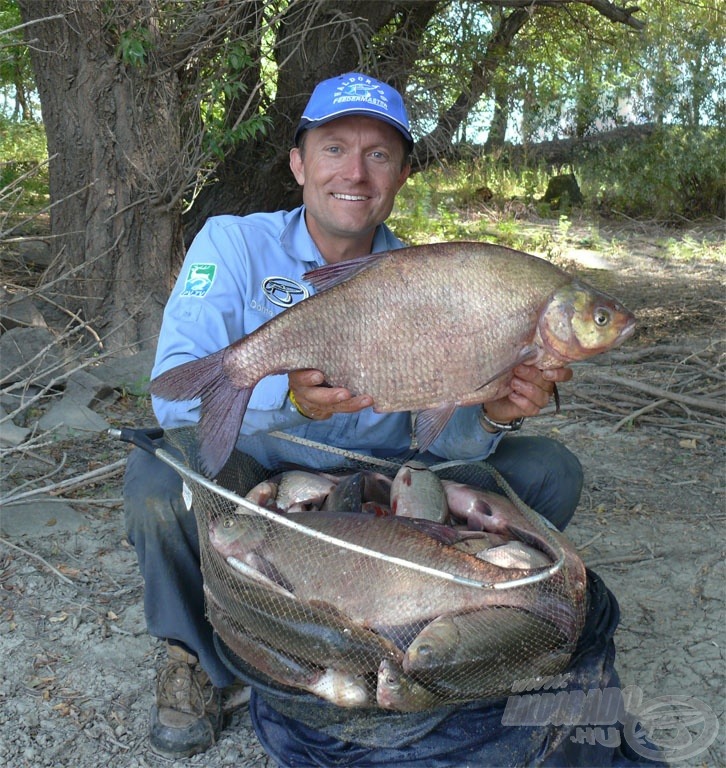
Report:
478,405,524,433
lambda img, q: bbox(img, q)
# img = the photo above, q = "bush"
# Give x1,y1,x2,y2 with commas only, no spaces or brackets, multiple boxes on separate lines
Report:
0,118,49,213
583,126,726,220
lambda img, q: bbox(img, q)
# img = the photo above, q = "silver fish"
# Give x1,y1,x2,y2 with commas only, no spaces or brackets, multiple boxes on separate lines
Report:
478,541,553,570
151,242,636,476
206,552,403,671
441,483,587,615
271,470,337,512
390,461,449,523
207,511,581,645
402,606,572,700
244,480,278,509
376,658,439,712
205,585,372,707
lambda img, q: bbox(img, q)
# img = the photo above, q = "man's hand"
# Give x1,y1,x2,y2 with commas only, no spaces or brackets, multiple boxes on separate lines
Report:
482,364,573,428
288,370,373,420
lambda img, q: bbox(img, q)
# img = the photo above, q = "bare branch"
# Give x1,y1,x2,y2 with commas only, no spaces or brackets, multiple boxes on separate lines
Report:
471,0,644,30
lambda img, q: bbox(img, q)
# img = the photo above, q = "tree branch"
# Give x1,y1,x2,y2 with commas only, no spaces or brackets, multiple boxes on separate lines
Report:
475,0,644,30
416,7,530,165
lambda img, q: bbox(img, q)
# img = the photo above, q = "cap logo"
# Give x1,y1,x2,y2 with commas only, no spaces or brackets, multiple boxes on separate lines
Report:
334,75,389,113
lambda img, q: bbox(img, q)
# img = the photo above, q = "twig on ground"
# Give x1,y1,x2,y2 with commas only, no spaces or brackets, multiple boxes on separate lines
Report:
0,535,76,586
613,398,670,432
586,553,663,567
576,531,604,550
593,373,725,414
1,458,126,504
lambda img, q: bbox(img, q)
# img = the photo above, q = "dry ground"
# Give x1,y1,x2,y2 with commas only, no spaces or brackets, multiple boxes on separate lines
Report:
1,218,724,767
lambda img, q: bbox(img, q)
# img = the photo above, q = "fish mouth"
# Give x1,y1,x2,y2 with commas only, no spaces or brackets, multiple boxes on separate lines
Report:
619,316,637,341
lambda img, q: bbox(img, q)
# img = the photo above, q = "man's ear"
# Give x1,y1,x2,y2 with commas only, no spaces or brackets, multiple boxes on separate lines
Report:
289,147,305,186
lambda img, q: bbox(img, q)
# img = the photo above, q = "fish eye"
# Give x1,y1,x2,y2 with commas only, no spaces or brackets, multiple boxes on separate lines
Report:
593,307,611,327
223,518,235,528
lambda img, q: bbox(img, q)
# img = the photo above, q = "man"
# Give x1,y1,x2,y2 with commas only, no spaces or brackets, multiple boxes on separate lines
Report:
124,73,583,761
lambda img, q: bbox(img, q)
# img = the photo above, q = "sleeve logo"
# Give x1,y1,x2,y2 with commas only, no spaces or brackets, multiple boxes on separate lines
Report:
180,263,217,297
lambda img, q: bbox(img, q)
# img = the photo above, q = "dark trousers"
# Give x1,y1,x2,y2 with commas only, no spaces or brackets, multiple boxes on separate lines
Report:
123,435,583,687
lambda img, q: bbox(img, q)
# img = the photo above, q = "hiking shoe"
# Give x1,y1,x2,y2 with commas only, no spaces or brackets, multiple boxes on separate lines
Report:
149,642,223,758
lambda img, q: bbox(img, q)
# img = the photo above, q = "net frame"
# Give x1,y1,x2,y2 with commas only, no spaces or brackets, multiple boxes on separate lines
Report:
156,427,587,711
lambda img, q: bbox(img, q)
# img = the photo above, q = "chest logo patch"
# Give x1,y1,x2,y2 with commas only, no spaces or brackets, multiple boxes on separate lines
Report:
180,263,217,297
262,276,309,308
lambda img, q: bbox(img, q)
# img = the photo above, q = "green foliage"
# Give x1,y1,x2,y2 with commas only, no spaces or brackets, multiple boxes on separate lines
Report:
0,117,46,163
117,26,154,68
390,124,725,250
200,42,272,160
0,117,48,209
589,126,726,219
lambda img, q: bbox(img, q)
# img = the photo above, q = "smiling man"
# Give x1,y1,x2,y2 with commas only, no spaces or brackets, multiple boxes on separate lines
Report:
123,73,585,762
289,112,411,262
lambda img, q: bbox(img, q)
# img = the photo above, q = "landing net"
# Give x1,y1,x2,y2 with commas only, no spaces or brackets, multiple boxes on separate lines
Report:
160,427,587,712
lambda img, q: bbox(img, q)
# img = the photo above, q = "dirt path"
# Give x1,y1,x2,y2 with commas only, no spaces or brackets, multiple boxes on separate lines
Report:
1,222,723,767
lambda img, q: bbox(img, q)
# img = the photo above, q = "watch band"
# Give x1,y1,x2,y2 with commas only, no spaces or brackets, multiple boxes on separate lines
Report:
478,406,525,433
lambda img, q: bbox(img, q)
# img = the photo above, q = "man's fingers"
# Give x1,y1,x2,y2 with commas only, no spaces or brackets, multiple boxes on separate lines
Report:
289,369,325,387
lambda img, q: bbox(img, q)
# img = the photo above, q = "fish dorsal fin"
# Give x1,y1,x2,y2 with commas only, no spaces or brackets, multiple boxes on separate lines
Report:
414,403,457,452
474,344,540,392
303,252,387,292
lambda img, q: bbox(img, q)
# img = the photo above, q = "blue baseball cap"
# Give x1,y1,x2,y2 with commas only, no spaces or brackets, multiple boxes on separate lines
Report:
294,72,414,152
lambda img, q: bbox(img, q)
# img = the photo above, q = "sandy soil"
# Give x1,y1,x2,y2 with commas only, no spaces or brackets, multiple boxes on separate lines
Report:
1,220,724,767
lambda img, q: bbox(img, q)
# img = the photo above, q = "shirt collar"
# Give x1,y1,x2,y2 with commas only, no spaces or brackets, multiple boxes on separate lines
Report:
280,205,404,264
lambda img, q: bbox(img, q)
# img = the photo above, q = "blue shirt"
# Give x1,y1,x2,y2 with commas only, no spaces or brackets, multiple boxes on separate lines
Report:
152,206,502,468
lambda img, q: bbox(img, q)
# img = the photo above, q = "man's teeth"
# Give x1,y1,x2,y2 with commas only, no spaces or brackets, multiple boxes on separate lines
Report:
333,193,367,201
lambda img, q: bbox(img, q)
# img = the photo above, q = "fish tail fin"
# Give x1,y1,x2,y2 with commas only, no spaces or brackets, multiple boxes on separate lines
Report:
198,382,252,477
150,350,252,477
151,349,228,401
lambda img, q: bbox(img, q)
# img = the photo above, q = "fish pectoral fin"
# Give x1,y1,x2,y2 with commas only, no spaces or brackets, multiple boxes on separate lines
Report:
225,555,297,599
413,403,457,452
245,552,296,593
303,252,386,292
474,345,540,392
306,599,353,621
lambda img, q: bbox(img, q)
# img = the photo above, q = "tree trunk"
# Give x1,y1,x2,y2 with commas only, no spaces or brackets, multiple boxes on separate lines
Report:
17,1,184,353
485,86,509,152
182,0,434,243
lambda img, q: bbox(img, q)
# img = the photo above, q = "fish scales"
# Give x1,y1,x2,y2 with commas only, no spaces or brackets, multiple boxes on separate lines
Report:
224,244,569,410
208,512,579,639
152,242,635,475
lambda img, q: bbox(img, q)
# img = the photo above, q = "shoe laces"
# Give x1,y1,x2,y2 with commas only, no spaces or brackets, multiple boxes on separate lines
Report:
157,652,214,717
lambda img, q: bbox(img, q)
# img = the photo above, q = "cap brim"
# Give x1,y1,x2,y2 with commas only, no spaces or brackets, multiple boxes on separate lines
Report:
295,110,414,153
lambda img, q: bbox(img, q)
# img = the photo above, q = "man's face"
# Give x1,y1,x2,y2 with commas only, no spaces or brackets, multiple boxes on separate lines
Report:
289,116,410,260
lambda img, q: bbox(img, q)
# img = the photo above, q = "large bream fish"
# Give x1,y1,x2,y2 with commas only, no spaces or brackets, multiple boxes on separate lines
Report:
152,242,636,475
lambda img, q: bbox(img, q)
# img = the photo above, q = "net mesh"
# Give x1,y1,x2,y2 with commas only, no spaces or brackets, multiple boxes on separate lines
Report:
163,427,587,712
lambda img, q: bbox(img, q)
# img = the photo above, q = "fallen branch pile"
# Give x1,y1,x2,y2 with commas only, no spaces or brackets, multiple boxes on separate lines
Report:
553,342,725,439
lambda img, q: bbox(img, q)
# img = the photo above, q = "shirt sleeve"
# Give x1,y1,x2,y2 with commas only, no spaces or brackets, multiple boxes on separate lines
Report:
427,404,505,461
151,217,310,435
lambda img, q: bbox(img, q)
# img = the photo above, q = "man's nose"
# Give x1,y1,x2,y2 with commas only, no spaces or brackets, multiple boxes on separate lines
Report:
341,152,367,181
